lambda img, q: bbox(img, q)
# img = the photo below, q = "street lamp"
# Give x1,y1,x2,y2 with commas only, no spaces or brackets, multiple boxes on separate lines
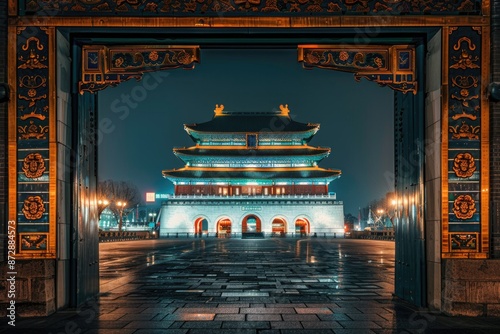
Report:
149,212,157,223
117,201,127,231
98,199,109,206
97,199,110,229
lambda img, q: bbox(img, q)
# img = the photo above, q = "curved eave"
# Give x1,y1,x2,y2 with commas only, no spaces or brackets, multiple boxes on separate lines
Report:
162,167,341,182
184,126,320,140
184,116,319,134
173,147,331,156
172,147,329,165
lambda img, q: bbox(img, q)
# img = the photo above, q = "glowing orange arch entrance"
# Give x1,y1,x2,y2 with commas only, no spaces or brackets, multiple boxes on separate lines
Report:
272,217,287,234
216,218,232,237
194,217,208,234
295,218,310,235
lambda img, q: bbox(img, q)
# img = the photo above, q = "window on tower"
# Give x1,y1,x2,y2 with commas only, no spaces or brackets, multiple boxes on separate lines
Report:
247,134,257,148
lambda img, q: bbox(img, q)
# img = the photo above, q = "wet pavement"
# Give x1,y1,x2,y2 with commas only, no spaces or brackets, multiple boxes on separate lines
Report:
4,238,500,333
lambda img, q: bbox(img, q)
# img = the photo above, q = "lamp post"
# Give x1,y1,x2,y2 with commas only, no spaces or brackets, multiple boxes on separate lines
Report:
117,201,127,231
97,199,109,229
149,212,157,223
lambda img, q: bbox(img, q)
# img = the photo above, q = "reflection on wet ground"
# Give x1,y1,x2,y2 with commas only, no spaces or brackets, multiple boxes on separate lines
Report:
7,238,500,333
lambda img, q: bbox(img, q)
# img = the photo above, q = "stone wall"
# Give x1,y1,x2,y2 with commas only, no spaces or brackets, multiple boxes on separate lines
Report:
442,259,500,316
159,199,344,236
0,260,56,317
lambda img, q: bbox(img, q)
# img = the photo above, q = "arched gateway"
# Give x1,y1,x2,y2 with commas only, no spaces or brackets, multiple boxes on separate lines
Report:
216,218,232,237
0,0,498,318
194,217,208,235
295,218,310,235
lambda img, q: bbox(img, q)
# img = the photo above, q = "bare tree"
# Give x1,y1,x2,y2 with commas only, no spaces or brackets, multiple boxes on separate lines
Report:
97,179,142,231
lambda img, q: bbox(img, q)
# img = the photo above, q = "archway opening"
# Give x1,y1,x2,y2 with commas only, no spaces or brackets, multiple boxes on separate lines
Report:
91,37,422,306
295,218,310,235
216,218,232,237
272,217,287,235
242,215,262,233
194,217,208,235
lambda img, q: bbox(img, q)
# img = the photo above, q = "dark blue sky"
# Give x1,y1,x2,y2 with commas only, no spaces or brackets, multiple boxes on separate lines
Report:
98,49,394,215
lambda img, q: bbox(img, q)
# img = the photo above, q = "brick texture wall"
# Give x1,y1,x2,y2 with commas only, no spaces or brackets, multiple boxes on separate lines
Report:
491,1,500,257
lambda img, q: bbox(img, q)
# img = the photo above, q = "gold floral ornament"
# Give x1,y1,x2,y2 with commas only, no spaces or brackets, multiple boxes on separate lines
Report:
22,153,46,179
18,120,49,140
449,121,480,139
453,194,476,220
450,49,479,70
339,51,349,61
453,152,476,178
22,196,45,220
149,51,159,61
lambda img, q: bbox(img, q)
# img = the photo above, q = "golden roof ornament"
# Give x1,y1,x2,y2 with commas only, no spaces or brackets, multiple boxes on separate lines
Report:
279,104,290,116
214,104,224,116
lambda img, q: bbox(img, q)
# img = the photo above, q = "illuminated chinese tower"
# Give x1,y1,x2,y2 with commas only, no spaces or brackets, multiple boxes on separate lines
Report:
159,104,344,237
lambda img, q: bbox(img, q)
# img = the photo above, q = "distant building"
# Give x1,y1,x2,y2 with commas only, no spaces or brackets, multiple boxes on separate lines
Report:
159,105,344,237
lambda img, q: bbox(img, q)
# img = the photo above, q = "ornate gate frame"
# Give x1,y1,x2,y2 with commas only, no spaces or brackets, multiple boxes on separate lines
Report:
4,0,492,316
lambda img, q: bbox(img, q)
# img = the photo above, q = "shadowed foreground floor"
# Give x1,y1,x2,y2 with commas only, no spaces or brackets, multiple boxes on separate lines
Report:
4,238,500,333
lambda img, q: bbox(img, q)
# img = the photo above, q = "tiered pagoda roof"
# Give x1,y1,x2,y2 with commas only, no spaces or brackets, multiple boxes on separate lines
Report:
162,105,341,185
184,114,319,133
184,104,320,144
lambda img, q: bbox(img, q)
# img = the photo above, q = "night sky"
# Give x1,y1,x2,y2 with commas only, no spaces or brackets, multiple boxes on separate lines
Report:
97,49,394,215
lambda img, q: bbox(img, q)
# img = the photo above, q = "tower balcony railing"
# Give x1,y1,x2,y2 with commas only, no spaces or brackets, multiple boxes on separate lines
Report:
164,193,340,202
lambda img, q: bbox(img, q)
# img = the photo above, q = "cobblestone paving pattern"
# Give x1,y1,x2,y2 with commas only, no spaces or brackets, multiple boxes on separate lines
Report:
4,238,500,333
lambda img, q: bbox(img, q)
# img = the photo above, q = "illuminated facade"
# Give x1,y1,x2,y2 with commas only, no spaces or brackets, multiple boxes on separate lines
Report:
159,105,344,237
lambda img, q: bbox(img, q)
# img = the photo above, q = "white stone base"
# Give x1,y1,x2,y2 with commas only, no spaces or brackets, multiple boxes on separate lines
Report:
158,196,344,237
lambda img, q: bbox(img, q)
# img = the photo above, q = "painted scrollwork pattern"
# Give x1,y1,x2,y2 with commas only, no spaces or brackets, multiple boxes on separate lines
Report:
110,49,198,70
449,121,479,140
448,28,481,138
17,31,49,138
22,0,481,16
453,194,476,220
452,153,476,178
80,46,200,93
22,196,46,220
450,233,477,251
16,27,51,254
20,234,48,251
299,46,416,94
446,27,482,253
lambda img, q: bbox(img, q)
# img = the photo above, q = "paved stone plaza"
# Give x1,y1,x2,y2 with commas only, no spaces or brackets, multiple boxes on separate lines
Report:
3,238,500,333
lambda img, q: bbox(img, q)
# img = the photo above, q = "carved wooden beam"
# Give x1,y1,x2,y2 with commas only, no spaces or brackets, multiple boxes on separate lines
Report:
80,45,200,94
19,0,483,16
298,45,417,94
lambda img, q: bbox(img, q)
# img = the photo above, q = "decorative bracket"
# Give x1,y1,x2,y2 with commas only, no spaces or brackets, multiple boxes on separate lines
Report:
80,45,200,94
298,45,417,94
